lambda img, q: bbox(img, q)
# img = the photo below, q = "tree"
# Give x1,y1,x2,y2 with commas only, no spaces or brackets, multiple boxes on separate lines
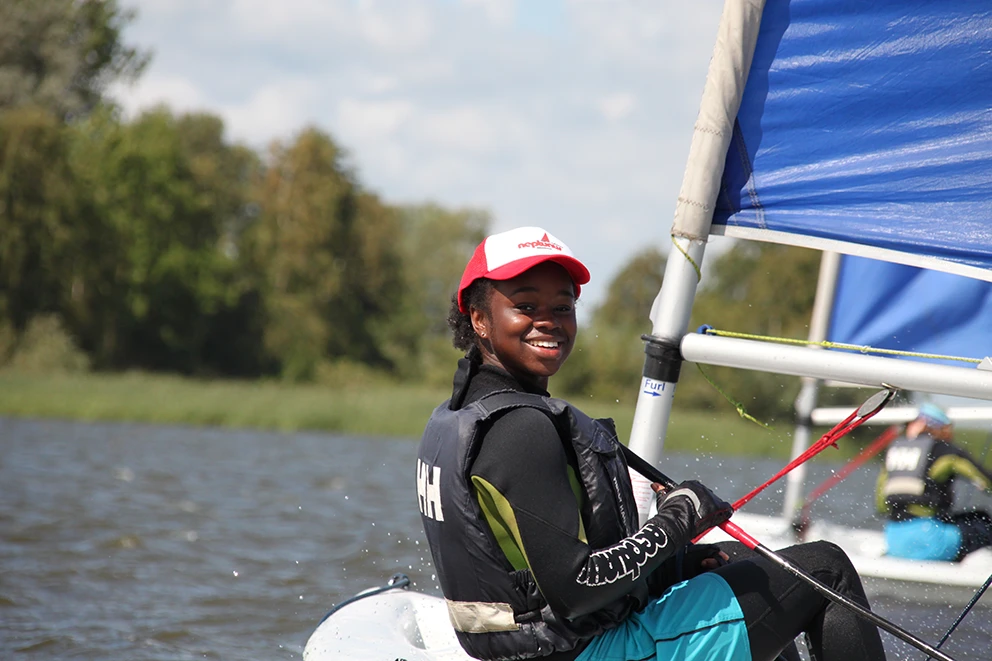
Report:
68,107,256,373
386,203,489,383
556,248,665,398
249,127,405,380
0,0,148,119
0,107,79,333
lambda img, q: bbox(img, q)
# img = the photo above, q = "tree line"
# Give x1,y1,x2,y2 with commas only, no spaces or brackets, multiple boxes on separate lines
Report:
1,0,839,420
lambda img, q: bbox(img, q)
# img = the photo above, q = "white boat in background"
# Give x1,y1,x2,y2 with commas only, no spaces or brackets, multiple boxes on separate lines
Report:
304,0,992,657
701,512,992,605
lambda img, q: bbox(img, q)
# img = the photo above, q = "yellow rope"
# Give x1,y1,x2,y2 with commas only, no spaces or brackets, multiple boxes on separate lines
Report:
671,235,702,281
694,363,774,431
701,328,981,365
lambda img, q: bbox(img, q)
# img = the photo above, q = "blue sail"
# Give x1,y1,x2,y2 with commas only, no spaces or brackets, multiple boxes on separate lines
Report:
828,255,992,365
712,0,992,281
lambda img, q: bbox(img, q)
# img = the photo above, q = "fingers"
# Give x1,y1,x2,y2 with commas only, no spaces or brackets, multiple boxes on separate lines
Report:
698,551,731,570
651,482,666,493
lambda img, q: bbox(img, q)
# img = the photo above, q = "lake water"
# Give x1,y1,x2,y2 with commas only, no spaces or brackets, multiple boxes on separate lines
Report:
1,416,989,660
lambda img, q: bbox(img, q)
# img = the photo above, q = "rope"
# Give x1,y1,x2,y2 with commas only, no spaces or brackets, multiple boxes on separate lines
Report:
671,235,702,281
699,327,981,365
694,363,773,430
927,572,992,660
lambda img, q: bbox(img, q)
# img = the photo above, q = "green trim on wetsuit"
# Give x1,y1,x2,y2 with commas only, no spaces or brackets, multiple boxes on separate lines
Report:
473,467,588,571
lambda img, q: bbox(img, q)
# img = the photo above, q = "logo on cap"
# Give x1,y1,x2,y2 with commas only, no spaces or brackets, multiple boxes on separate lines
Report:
518,233,563,252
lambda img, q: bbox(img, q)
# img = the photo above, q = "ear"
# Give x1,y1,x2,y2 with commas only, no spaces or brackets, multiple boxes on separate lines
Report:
469,307,489,339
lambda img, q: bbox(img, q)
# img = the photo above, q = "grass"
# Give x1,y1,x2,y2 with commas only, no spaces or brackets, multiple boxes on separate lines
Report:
5,369,987,461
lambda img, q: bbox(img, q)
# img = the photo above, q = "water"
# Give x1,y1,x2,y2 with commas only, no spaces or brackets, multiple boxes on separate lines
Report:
1,417,989,660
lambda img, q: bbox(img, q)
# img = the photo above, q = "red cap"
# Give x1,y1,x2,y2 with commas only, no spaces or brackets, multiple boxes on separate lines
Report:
457,226,590,313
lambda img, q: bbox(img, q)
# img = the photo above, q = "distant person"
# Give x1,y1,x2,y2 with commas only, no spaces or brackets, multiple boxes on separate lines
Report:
877,403,992,561
417,226,884,661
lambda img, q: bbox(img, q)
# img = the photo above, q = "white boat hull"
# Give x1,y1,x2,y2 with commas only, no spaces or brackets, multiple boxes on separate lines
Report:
304,514,992,659
303,586,472,661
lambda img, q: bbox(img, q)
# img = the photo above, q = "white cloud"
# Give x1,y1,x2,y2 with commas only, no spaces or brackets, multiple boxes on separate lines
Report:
113,75,203,117
598,93,637,121
221,81,321,145
337,98,414,139
113,0,727,308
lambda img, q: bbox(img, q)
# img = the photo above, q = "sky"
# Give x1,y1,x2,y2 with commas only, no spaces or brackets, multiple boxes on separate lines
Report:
111,0,727,313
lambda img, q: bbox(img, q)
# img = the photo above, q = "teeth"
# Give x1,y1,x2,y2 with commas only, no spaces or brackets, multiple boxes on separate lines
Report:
529,340,559,348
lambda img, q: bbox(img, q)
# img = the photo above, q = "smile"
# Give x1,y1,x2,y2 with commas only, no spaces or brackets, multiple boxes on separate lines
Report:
527,339,561,349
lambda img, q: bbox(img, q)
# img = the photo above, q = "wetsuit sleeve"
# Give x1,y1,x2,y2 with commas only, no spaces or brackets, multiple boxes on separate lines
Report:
471,408,685,619
932,441,992,490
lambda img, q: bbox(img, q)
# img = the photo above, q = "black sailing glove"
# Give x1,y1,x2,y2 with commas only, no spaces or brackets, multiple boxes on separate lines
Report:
653,480,733,541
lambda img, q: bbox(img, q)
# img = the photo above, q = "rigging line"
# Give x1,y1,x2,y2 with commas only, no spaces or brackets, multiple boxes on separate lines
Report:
792,425,900,541
926,572,992,661
694,362,773,430
701,327,981,365
670,235,702,281
618,443,957,661
727,388,896,517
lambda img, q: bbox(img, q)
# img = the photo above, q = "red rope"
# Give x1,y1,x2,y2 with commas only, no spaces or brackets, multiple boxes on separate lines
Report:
793,425,900,538
691,390,894,544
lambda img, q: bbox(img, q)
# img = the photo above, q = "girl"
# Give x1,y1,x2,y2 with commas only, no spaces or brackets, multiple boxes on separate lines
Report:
417,226,885,661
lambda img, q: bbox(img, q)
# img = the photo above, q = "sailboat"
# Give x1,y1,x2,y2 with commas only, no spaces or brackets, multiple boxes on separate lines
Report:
303,0,992,658
699,254,992,603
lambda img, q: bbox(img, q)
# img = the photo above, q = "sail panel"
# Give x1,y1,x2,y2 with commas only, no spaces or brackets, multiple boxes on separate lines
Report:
828,255,992,364
714,0,992,275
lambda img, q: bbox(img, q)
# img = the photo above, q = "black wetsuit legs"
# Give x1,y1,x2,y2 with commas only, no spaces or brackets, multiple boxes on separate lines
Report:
716,540,886,661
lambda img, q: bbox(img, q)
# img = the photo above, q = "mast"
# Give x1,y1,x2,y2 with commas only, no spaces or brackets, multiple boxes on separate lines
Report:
628,0,768,524
782,251,841,519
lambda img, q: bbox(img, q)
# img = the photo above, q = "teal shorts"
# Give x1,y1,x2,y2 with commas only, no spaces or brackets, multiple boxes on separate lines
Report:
576,573,750,661
885,518,961,561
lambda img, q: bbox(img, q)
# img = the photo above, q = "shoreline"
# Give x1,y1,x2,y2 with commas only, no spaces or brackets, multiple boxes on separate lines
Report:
0,370,939,458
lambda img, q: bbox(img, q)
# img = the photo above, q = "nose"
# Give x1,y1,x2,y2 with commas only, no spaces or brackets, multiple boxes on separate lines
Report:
532,305,560,329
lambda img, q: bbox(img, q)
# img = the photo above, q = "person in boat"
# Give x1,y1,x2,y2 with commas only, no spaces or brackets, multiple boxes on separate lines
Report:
877,402,992,561
416,225,885,661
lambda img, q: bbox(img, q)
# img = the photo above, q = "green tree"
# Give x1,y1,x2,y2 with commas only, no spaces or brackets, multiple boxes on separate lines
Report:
557,248,665,399
0,0,148,118
0,107,79,334
250,127,404,381
387,203,489,383
68,107,255,372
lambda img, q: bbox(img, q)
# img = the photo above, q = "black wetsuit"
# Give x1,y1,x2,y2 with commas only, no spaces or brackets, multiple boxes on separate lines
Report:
455,359,885,661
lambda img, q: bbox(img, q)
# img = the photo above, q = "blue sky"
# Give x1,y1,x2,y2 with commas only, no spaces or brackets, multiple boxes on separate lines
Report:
112,0,727,313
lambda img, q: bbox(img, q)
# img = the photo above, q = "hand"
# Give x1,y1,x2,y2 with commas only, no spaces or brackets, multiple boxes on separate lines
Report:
687,543,731,572
647,543,730,594
654,480,733,539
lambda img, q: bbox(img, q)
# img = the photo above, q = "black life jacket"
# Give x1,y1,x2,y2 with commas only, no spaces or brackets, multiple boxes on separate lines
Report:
882,433,943,519
416,390,646,660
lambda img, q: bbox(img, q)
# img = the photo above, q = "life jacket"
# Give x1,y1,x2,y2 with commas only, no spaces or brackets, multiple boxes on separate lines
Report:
416,390,646,660
882,433,942,519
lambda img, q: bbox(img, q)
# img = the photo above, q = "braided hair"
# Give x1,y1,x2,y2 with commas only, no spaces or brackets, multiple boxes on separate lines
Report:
447,279,495,353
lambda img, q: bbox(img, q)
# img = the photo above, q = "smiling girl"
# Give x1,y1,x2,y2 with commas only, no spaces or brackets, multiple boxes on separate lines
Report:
416,226,885,661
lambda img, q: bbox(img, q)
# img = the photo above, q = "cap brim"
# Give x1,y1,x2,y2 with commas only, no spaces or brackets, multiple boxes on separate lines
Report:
485,254,590,288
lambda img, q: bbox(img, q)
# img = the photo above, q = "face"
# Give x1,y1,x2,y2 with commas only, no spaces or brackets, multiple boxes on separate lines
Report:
470,262,577,390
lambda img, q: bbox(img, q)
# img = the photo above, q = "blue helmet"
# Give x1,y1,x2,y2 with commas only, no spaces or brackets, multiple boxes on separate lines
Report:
917,402,951,428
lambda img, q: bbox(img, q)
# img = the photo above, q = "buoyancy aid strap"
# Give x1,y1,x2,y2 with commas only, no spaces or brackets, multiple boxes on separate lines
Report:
475,389,554,417
446,599,520,633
